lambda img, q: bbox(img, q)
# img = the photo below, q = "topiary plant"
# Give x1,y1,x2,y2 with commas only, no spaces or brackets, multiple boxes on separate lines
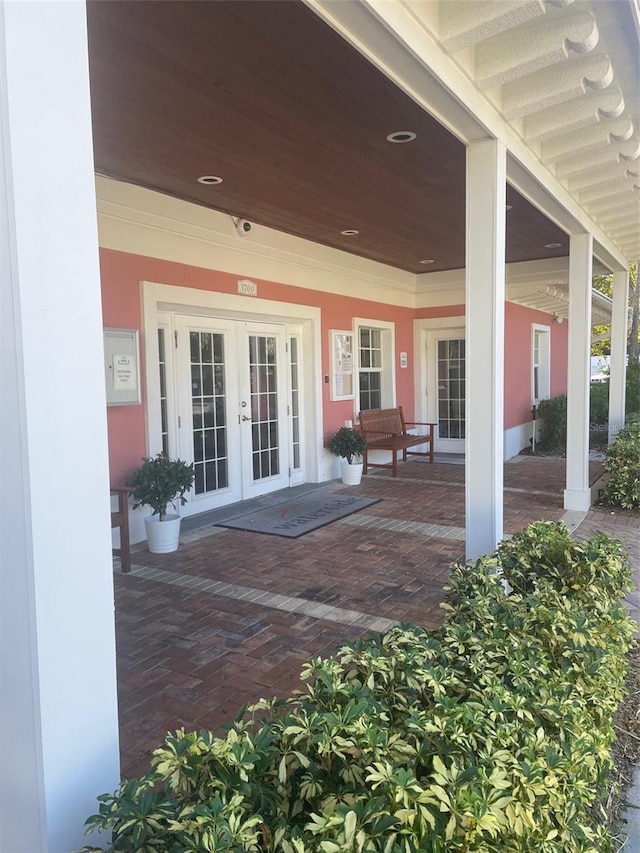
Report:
126,453,195,521
326,426,367,464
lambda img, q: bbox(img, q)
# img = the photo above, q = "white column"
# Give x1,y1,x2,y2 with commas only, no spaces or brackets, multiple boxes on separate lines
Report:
465,139,506,559
0,3,120,852
608,270,629,442
564,234,593,511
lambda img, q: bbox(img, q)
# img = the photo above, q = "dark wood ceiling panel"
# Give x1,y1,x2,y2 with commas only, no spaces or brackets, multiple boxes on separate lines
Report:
87,0,568,274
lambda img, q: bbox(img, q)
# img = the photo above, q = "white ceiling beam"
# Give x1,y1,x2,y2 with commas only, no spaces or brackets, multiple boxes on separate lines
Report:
439,0,546,53
568,161,640,191
555,137,640,178
596,207,640,228
524,86,625,143
475,11,599,89
579,176,640,204
502,54,613,118
586,188,639,215
540,116,634,163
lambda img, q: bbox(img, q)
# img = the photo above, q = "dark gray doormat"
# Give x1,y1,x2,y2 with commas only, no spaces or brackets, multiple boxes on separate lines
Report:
218,493,380,538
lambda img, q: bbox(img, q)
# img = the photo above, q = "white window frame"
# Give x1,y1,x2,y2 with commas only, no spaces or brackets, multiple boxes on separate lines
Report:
531,323,551,406
353,317,396,417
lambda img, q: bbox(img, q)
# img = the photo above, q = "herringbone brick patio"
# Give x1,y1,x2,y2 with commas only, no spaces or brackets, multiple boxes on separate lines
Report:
113,456,639,780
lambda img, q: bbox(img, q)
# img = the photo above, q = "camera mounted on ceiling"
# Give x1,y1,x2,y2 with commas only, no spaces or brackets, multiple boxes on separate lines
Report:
234,217,252,236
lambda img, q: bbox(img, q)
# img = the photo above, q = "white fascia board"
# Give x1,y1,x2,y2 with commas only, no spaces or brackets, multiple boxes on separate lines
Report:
304,0,631,272
95,176,417,307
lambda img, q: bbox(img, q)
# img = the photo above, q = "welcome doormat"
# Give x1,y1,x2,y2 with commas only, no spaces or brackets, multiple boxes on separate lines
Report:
218,493,380,538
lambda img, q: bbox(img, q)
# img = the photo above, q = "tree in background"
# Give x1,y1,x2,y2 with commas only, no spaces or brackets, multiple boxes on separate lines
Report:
591,261,639,361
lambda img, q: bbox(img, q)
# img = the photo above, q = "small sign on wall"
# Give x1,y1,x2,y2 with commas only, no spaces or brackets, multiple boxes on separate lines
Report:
237,279,258,296
400,352,408,368
104,328,140,406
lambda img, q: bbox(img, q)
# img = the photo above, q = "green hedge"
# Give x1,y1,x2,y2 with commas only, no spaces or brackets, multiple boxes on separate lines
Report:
537,361,640,453
78,522,635,853
537,395,567,452
600,416,640,509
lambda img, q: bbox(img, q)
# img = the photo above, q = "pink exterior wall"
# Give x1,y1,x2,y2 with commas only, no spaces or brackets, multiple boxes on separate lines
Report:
415,302,569,431
504,301,568,430
100,248,415,484
101,248,570,483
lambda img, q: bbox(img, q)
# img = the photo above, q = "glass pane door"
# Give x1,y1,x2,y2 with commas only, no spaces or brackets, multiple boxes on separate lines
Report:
176,317,241,513
437,338,466,440
175,317,290,511
240,323,289,499
426,331,466,454
189,330,229,495
248,333,280,481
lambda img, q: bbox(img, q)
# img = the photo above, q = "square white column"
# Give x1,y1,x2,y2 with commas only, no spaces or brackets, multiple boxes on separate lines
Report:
1,2,120,851
608,269,629,442
564,233,593,511
465,139,506,560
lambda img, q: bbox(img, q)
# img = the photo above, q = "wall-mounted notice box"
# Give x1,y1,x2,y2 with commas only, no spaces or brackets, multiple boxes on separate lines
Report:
330,329,354,401
104,328,140,406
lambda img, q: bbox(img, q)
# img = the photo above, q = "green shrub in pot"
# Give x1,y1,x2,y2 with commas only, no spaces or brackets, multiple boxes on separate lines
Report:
126,453,195,521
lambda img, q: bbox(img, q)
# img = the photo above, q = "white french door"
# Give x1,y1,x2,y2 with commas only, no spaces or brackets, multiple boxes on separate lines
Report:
426,331,466,453
174,316,290,515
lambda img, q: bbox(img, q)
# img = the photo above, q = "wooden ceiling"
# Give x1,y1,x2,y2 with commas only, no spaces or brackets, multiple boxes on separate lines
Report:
86,0,570,275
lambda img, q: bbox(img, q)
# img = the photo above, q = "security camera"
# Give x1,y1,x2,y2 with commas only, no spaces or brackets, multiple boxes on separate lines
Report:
235,218,251,236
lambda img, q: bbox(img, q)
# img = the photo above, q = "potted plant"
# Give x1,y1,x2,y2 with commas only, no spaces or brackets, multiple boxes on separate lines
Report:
126,453,195,553
327,426,367,485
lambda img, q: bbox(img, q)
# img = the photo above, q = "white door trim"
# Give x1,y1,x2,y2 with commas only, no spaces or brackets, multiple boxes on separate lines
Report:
425,330,466,453
413,316,465,433
142,280,323,490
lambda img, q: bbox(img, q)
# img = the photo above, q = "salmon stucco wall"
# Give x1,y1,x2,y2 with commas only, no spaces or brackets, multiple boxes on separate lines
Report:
415,301,568,433
504,301,568,430
100,248,415,484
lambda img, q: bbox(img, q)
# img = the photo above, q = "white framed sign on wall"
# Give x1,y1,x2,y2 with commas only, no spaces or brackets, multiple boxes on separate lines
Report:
330,329,354,401
103,328,141,406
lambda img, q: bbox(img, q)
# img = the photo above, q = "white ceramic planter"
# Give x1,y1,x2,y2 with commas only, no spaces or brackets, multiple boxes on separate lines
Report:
341,460,363,485
144,513,182,554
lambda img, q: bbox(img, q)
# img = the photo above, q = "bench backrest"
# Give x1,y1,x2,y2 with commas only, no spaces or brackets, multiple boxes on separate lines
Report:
359,407,406,438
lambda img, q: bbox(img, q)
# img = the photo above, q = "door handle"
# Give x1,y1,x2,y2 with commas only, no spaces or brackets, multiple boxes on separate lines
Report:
241,414,251,422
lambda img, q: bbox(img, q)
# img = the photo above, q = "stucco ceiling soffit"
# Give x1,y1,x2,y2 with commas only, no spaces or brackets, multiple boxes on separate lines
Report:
610,223,640,240
540,116,635,162
555,137,640,178
596,207,640,229
523,86,625,144
502,54,613,119
568,161,640,192
474,11,599,89
438,0,549,54
579,176,640,205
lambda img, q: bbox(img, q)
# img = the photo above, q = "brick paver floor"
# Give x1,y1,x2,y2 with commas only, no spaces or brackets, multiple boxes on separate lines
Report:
114,455,639,779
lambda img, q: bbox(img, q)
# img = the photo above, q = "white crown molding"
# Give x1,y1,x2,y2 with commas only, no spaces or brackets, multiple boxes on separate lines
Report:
95,177,418,307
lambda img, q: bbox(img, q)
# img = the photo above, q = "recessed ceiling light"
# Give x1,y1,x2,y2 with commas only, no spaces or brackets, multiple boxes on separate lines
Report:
386,131,417,144
341,229,359,236
419,259,435,264
197,175,223,185
544,242,562,248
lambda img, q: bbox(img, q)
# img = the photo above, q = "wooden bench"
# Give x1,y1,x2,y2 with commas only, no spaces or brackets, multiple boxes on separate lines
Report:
359,407,436,477
111,486,132,573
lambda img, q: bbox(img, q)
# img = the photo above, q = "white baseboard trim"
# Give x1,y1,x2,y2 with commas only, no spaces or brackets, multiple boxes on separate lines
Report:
504,422,534,460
